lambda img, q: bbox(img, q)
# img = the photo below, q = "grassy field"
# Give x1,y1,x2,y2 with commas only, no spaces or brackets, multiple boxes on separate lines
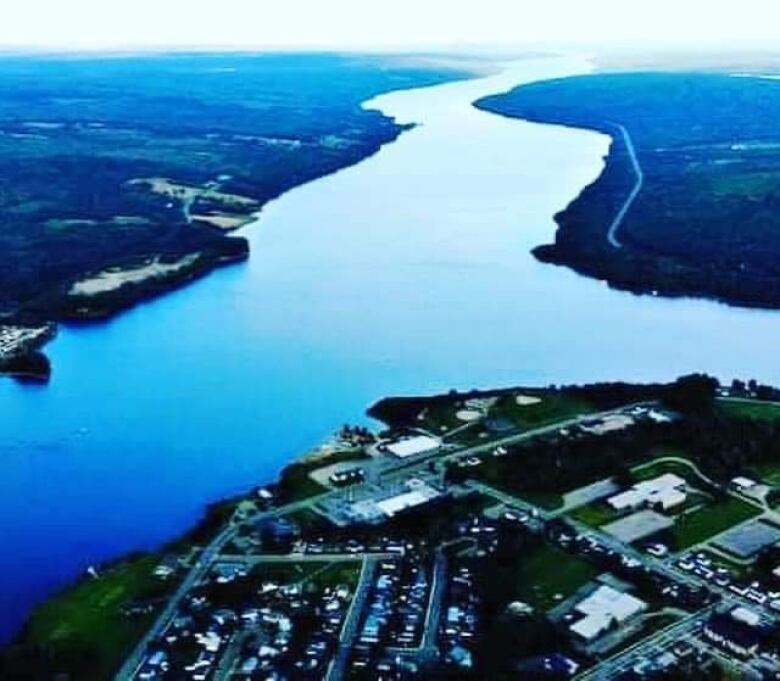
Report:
308,561,362,592
695,549,756,581
510,545,596,611
719,399,780,423
24,554,174,680
277,449,368,502
752,462,780,488
487,393,596,431
569,502,620,528
673,497,761,549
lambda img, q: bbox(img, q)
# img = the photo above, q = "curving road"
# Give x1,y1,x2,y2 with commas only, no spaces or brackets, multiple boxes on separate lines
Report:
606,124,644,249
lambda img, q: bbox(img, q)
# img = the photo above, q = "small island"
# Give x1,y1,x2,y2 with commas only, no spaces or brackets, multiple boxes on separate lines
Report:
476,72,780,309
9,374,780,679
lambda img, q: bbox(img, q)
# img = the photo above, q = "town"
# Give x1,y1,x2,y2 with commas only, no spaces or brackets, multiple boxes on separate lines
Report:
16,375,780,680
0,324,53,363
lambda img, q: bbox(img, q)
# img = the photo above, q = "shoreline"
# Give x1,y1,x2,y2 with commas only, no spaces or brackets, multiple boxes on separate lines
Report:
2,62,487,378
5,374,754,678
474,78,780,312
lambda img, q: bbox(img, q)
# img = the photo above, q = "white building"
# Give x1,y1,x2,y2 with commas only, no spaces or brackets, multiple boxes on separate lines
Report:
569,585,647,642
384,435,441,459
731,477,757,492
731,606,761,628
346,478,442,524
607,473,687,512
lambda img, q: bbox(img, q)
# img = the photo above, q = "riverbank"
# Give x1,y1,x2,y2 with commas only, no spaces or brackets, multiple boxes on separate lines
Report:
0,53,480,375
2,373,752,679
14,51,780,654
474,71,780,310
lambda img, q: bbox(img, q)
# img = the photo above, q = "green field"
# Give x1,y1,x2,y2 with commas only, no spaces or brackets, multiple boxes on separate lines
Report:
695,549,756,581
487,393,596,431
569,502,620,528
277,449,368,502
719,399,780,423
24,554,174,680
673,497,761,549
752,462,780,488
510,545,596,611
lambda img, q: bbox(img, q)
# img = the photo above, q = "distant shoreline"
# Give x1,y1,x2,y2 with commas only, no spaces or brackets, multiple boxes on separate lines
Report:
0,54,484,377
474,72,780,311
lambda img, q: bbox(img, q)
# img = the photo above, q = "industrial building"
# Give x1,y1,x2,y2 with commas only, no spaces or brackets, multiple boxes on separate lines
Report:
568,585,647,643
607,473,687,512
382,435,441,459
342,478,444,525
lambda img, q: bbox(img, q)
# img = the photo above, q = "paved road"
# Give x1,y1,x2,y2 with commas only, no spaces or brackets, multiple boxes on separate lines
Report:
420,552,446,657
326,556,379,681
215,552,395,565
114,524,234,680
113,400,675,680
576,606,715,680
630,455,718,489
388,551,448,663
114,494,332,681
606,124,643,249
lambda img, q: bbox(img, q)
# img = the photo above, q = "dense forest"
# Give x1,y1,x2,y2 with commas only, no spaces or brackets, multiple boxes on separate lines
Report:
0,53,470,323
476,72,780,308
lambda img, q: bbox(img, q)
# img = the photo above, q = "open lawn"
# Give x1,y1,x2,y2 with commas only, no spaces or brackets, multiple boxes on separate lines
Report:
278,449,367,502
673,497,762,550
751,461,780,488
510,545,596,611
719,399,780,423
569,502,620,528
487,393,596,431
24,554,174,680
308,561,362,593
695,549,756,581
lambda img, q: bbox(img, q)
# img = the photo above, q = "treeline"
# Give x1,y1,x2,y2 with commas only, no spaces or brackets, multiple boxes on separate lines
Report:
451,386,780,497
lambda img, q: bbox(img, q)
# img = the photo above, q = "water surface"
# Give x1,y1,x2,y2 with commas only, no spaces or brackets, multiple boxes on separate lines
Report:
3,55,779,640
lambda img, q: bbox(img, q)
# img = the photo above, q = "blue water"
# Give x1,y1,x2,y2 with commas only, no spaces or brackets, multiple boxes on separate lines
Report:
3,54,780,641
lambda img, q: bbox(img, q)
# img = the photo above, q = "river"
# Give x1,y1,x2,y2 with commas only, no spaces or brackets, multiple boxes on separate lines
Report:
2,54,780,641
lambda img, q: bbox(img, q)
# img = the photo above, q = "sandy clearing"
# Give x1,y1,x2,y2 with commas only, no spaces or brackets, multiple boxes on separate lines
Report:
69,254,200,296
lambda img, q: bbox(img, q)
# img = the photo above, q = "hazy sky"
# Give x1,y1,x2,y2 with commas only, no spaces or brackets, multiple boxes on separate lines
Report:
4,0,780,50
